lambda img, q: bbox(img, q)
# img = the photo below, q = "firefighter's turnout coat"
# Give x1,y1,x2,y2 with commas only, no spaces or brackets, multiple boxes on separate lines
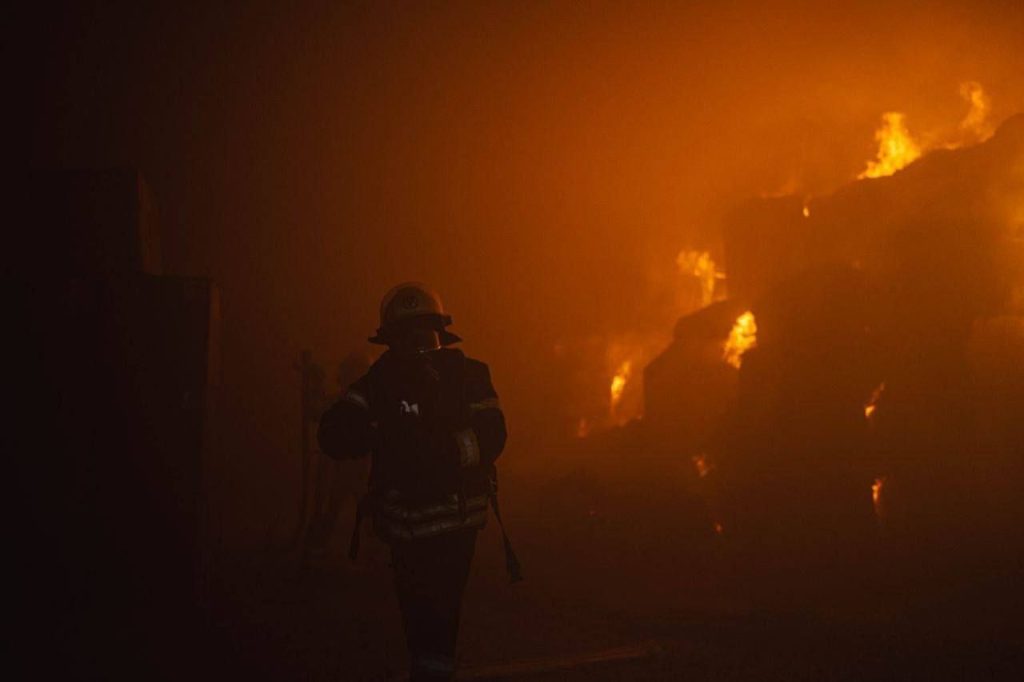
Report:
317,348,507,542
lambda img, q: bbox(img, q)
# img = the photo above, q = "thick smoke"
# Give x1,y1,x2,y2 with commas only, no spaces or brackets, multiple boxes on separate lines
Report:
28,1,1024,542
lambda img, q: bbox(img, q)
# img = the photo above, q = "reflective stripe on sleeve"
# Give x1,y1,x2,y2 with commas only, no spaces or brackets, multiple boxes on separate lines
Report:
455,428,480,467
342,389,369,409
468,396,501,413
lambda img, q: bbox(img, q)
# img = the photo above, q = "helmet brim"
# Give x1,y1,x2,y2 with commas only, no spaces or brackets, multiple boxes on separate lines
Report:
369,313,461,346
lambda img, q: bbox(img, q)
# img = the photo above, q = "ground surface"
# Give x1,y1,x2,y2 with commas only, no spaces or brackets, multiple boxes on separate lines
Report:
205,466,1024,681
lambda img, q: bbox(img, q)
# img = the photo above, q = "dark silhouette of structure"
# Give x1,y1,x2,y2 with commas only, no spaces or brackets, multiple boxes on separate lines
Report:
17,170,220,678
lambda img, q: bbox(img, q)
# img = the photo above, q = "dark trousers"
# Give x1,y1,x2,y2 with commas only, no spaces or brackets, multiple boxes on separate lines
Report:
391,529,477,681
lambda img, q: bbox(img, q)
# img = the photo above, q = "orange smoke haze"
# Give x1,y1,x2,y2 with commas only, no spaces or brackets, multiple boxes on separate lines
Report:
27,0,1024,540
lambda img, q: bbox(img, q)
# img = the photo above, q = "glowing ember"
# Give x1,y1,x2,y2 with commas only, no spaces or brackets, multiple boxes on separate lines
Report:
691,453,712,478
576,417,591,439
802,204,810,218
864,381,886,419
723,311,757,369
858,112,921,179
958,81,994,142
676,250,725,307
871,476,886,520
609,360,632,411
713,522,724,535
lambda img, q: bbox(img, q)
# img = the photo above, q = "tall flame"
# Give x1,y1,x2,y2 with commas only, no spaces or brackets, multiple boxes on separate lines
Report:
723,311,757,369
858,112,921,179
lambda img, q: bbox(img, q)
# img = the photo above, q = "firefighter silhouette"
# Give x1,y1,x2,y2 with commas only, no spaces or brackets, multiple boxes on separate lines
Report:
318,282,517,682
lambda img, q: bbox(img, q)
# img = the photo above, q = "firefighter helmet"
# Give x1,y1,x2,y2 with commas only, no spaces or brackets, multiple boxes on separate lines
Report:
369,282,462,347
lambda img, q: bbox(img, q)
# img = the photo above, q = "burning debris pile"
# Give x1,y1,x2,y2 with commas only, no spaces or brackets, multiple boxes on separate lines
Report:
708,111,1021,573
562,108,1023,587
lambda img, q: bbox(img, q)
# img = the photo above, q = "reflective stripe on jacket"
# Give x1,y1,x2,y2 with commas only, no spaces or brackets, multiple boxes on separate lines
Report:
373,489,489,542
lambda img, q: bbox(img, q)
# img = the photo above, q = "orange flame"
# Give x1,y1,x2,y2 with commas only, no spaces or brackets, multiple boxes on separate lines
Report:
871,476,886,521
858,112,921,179
864,381,886,420
609,360,632,412
723,311,757,369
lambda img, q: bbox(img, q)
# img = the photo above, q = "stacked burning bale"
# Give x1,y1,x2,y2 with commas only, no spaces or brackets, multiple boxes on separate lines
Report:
660,113,1024,587
643,299,745,466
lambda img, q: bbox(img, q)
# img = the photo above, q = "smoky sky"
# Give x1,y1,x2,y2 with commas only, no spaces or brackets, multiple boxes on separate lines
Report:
29,1,1024,538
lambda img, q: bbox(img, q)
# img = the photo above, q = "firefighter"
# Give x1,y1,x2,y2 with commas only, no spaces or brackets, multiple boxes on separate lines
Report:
317,282,514,682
